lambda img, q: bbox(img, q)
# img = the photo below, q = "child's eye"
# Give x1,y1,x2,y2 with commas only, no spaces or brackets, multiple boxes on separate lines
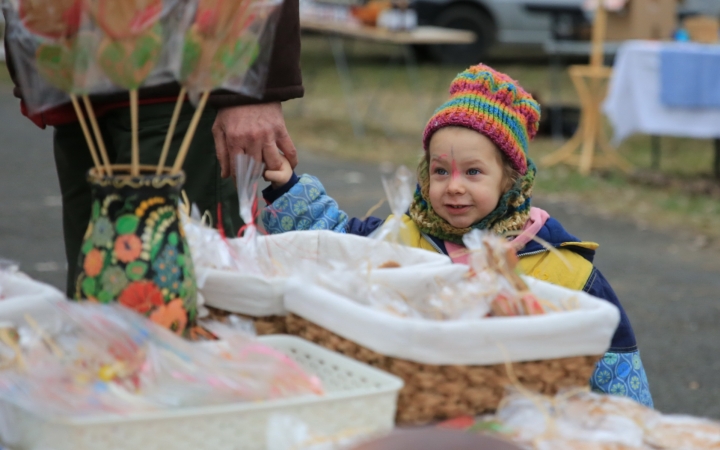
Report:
467,168,482,175
434,168,448,175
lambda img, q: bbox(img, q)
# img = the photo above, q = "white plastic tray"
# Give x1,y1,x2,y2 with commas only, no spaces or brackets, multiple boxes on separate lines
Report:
0,336,403,450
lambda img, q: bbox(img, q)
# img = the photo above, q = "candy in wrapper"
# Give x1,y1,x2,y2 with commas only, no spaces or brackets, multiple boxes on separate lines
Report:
179,0,283,101
0,302,322,417
370,165,414,246
230,153,276,276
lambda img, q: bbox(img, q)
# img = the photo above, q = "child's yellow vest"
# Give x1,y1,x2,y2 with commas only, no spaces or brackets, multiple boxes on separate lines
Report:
392,215,598,292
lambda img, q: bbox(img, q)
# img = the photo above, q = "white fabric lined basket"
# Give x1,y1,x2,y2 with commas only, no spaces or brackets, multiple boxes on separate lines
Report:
284,273,621,366
197,230,452,317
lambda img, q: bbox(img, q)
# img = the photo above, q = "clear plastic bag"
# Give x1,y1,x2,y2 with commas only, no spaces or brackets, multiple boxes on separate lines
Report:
74,0,193,93
180,202,239,274
266,414,379,450
179,0,284,101
492,389,667,449
0,258,20,279
644,414,720,450
463,230,546,317
0,302,322,417
2,0,195,113
492,388,720,449
369,165,414,245
220,0,284,99
2,0,72,113
230,153,277,275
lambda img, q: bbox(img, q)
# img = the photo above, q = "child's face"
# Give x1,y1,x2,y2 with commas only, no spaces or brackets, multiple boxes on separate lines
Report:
427,127,506,229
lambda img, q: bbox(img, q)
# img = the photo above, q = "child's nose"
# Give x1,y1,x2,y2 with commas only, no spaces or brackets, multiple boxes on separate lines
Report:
446,177,465,194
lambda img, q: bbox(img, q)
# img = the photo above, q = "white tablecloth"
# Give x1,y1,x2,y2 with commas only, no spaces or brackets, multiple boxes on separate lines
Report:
603,40,720,144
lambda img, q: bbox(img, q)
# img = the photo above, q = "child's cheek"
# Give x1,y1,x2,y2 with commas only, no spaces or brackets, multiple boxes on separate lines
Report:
428,181,444,209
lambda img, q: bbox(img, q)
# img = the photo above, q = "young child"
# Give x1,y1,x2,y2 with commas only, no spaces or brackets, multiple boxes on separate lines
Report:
261,64,652,407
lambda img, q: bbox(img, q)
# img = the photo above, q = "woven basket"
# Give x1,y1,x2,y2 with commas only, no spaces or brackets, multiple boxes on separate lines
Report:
206,306,286,335
286,314,601,425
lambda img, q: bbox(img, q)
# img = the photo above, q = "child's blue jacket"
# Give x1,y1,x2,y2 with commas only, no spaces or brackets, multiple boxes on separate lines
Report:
262,174,653,407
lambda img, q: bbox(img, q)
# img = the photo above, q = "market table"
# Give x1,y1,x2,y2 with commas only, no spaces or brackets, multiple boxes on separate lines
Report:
603,40,720,178
300,18,476,138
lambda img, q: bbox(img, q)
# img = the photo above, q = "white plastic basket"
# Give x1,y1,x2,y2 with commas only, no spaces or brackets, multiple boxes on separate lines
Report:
0,336,404,450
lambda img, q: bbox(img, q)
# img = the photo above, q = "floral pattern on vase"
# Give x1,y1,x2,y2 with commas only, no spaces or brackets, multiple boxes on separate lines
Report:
75,168,197,335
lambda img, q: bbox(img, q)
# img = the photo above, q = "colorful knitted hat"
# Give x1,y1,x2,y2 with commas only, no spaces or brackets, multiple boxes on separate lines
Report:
410,64,541,244
422,64,540,175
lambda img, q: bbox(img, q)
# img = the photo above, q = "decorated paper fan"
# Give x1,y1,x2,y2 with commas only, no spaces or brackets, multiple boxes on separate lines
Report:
18,0,82,39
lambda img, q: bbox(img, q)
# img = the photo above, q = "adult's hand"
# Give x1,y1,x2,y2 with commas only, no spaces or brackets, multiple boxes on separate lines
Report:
212,102,298,178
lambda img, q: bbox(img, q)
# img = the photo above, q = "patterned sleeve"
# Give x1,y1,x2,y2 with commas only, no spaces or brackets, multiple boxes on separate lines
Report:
261,174,349,234
590,351,654,408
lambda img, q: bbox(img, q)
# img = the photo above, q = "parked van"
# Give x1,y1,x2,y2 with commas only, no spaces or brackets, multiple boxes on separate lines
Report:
414,0,720,63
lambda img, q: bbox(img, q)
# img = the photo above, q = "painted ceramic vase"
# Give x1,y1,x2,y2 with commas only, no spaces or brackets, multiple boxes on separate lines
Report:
74,166,197,335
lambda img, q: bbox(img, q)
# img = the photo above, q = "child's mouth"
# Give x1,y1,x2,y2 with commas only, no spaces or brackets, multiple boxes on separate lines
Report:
445,204,471,214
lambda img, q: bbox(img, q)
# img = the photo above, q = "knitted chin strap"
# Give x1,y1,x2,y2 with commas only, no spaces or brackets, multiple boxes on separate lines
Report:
408,157,536,245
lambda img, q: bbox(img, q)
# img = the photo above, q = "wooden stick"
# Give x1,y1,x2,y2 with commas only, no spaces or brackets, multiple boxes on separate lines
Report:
171,90,211,174
130,89,140,176
157,87,187,175
82,95,113,175
69,94,103,174
590,3,608,68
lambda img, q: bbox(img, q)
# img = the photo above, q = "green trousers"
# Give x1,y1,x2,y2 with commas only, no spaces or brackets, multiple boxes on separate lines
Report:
54,102,241,298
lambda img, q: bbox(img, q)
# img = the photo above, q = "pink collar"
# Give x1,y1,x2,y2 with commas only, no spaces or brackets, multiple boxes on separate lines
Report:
443,207,550,265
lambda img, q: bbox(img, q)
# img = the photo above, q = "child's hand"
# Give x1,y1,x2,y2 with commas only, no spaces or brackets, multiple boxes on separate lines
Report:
263,153,293,188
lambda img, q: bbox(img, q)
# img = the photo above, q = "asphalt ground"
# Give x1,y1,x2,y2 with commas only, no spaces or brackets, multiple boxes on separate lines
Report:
1,86,719,418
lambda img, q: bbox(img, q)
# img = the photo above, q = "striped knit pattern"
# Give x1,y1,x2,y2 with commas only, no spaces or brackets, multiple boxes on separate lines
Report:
422,64,541,175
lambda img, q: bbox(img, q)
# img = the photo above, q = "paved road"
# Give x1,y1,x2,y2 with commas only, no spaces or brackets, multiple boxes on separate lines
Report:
1,86,720,418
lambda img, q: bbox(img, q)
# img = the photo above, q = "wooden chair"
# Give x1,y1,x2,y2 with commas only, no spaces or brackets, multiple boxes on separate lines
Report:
541,4,633,175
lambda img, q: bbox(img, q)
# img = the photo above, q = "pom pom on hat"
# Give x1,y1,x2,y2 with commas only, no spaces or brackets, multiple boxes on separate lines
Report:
423,64,541,175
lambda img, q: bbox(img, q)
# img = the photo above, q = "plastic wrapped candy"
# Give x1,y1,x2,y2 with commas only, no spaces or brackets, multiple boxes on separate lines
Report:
180,202,240,275
180,154,276,275
463,230,546,317
178,0,284,102
229,153,277,276
79,0,195,94
482,388,720,449
1,0,192,114
2,0,82,113
267,414,379,450
369,165,414,246
495,389,648,449
0,302,322,417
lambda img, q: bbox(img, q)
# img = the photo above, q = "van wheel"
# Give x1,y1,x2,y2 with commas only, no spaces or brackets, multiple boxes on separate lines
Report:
428,5,496,65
